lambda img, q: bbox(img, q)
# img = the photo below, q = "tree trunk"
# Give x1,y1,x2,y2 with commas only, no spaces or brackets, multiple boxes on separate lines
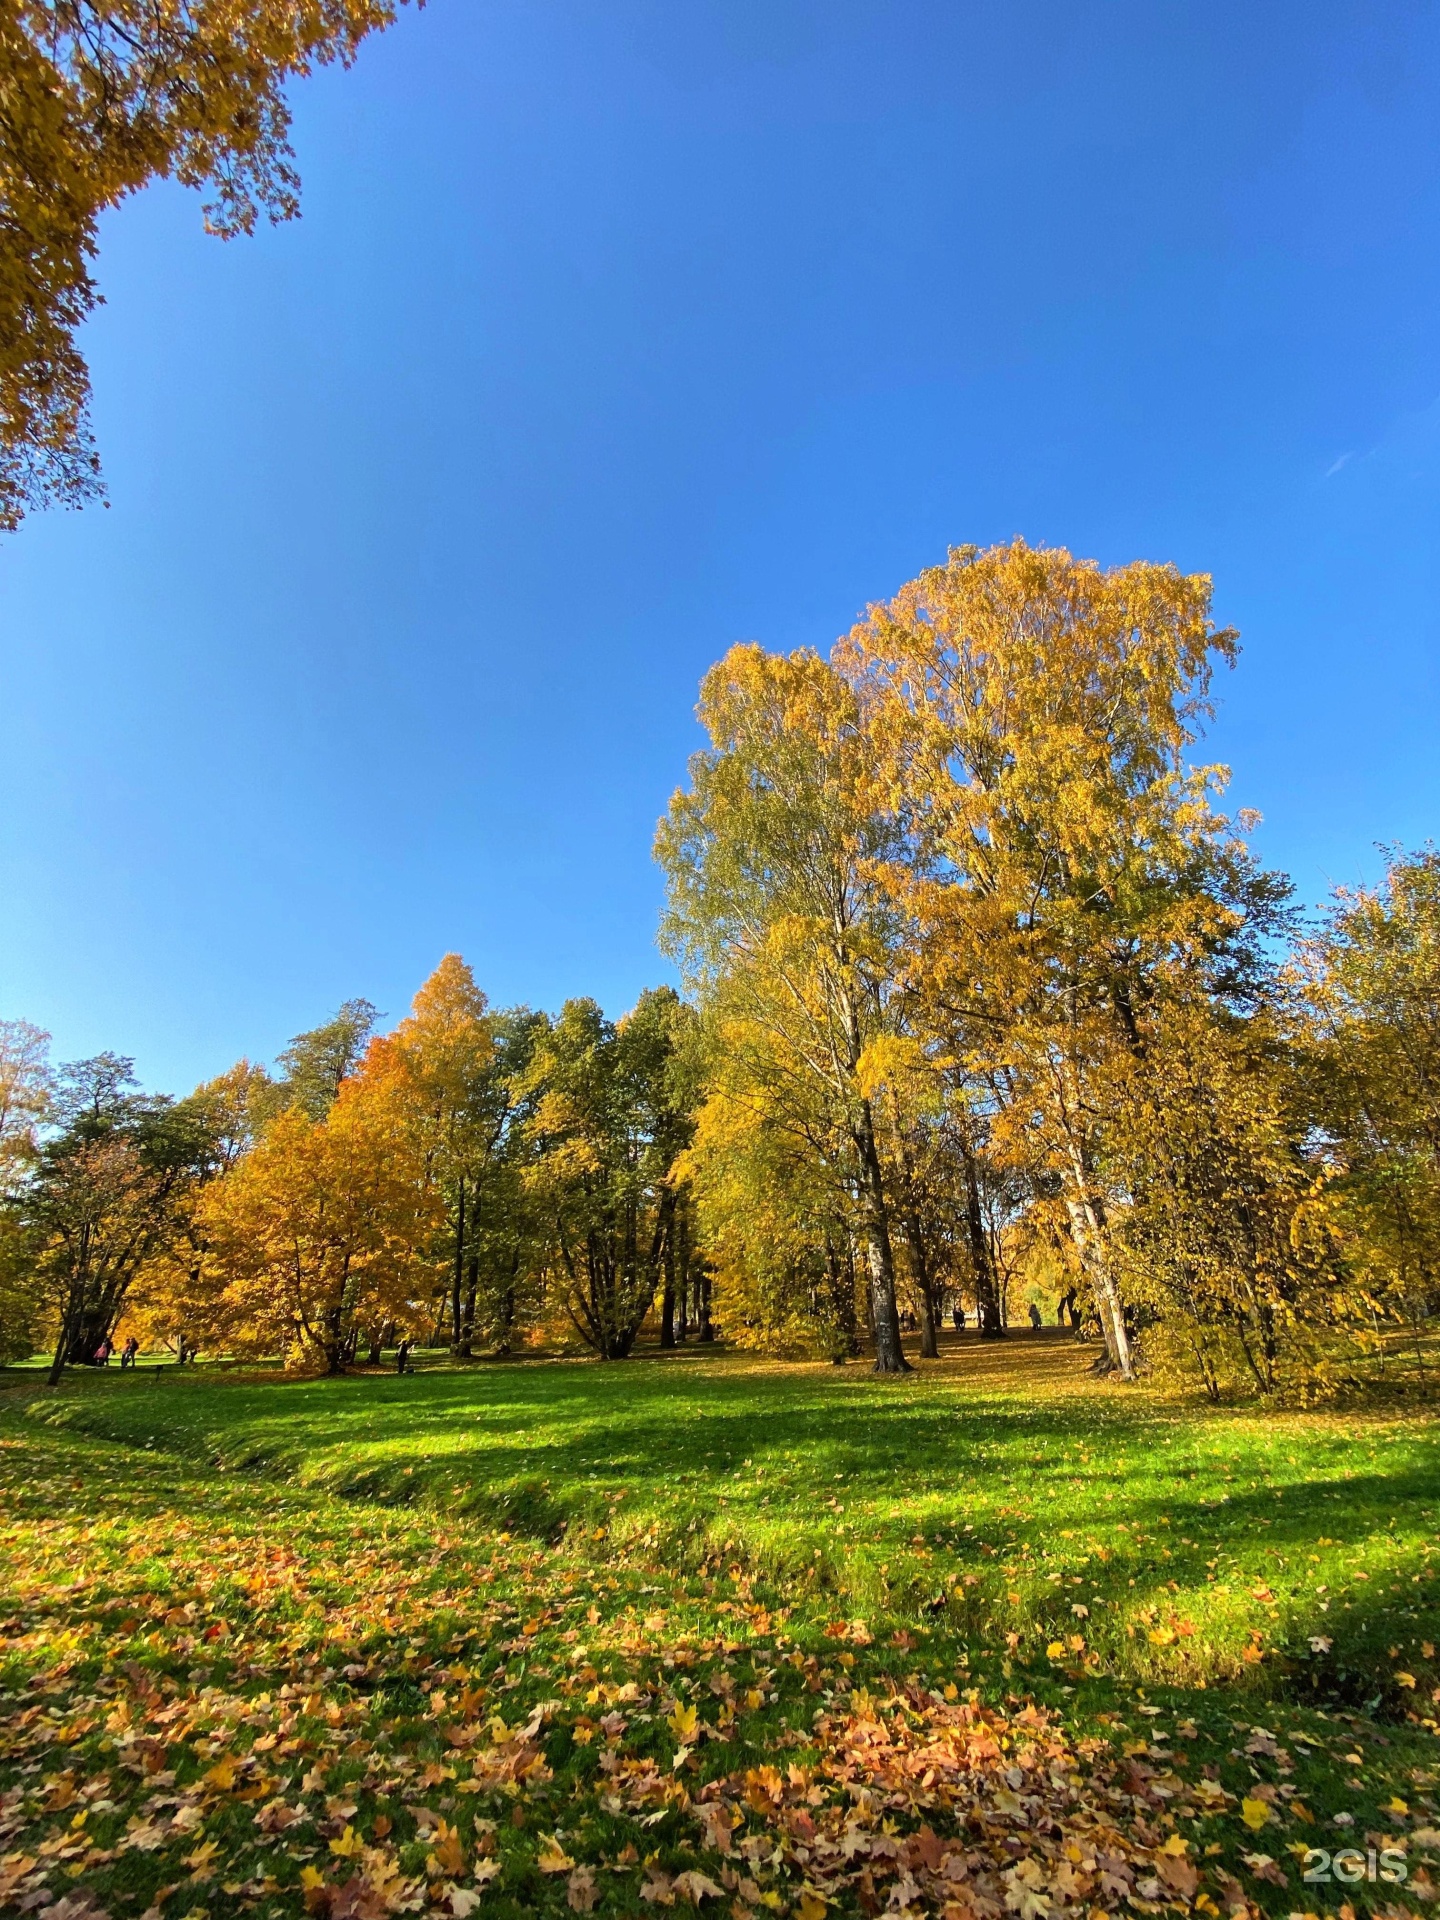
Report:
854,1102,910,1373
47,1309,71,1387
65,1300,113,1365
825,1234,862,1357
495,1274,518,1356
659,1191,677,1348
1063,1183,1133,1378
917,1279,939,1358
450,1177,466,1353
675,1203,690,1342
697,1265,714,1343
459,1256,479,1357
902,1212,940,1357
1049,1025,1132,1377
960,1142,1005,1338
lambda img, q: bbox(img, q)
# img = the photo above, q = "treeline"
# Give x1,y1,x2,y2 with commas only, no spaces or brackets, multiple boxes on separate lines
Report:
0,974,707,1380
2,541,1437,1398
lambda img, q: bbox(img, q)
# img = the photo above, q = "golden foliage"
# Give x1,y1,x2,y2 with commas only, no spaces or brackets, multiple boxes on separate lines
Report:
193,1077,440,1371
0,0,413,526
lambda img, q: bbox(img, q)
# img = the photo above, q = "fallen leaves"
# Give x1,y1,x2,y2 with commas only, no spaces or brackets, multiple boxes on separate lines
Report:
667,1701,698,1744
2,1398,1433,1920
536,1833,577,1873
565,1863,597,1910
626,1686,1269,1920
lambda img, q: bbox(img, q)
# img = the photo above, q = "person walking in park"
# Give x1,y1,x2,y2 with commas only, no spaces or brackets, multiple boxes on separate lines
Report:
1028,1302,1042,1329
396,1339,413,1375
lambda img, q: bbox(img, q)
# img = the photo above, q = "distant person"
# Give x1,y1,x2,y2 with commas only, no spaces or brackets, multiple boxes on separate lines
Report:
1027,1302,1042,1329
95,1337,112,1366
396,1339,413,1375
952,1306,965,1330
121,1336,138,1369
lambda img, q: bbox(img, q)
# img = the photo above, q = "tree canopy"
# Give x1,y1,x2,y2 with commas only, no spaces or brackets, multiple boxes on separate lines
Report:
0,0,414,529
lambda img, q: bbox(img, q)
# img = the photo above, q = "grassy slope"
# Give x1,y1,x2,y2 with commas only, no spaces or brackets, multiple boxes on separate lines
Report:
24,1333,1440,1703
2,1332,1438,1918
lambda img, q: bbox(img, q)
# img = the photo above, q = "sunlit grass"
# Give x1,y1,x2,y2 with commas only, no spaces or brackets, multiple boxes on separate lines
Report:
17,1333,1440,1705
2,1336,1438,1917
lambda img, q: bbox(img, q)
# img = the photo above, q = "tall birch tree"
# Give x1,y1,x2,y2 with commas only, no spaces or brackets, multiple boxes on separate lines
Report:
839,539,1282,1377
657,644,912,1371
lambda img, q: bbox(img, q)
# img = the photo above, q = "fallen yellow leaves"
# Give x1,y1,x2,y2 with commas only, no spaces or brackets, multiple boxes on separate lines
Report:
425,1815,466,1877
537,1833,577,1873
667,1700,699,1744
4,1415,1414,1920
616,1686,1266,1920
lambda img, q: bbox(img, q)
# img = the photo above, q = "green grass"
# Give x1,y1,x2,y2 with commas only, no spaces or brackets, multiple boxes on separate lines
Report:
2,1332,1438,1918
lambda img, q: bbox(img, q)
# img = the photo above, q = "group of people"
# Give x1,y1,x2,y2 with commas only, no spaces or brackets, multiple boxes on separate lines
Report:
897,1298,1083,1335
90,1336,140,1368
83,1332,416,1371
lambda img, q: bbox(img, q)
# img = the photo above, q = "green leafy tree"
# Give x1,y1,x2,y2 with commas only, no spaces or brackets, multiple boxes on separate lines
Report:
1296,847,1440,1371
657,644,912,1372
16,1055,209,1380
457,1007,548,1357
524,990,695,1360
272,998,377,1120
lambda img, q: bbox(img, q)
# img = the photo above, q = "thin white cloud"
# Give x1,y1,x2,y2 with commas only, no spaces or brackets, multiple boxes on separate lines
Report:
1324,451,1354,478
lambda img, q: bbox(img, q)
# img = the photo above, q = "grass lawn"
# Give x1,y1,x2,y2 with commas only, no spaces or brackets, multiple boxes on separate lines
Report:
1,1331,1437,1919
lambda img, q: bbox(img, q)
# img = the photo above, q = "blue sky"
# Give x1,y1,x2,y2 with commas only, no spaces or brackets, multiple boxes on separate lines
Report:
2,0,1437,1094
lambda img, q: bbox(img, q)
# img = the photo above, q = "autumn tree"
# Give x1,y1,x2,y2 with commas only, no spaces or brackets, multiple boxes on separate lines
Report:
524,990,695,1360
0,1018,53,1179
195,1074,439,1372
877,1086,987,1354
1103,997,1328,1397
657,644,912,1371
14,1055,209,1380
360,956,516,1357
683,1055,864,1360
0,1020,52,1359
1295,847,1440,1369
0,0,414,530
123,1060,273,1358
839,539,1287,1377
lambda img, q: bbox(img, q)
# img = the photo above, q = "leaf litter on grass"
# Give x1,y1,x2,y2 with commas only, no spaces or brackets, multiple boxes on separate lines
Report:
3,1372,1440,1920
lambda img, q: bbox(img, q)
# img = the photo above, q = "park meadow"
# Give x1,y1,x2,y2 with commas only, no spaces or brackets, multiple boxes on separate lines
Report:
1,1334,1437,1920
3,542,1439,1919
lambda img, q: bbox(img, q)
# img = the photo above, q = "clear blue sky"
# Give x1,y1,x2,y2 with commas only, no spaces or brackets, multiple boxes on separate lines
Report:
2,0,1437,1095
